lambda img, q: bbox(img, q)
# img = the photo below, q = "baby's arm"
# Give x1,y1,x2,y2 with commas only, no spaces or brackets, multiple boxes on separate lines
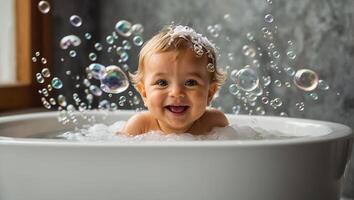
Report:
121,112,151,136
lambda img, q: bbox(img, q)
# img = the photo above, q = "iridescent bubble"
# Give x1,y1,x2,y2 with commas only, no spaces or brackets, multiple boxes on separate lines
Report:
42,88,49,97
293,69,319,91
284,66,296,76
51,77,63,89
98,100,110,110
318,80,330,90
36,73,44,83
42,100,51,109
115,20,132,37
273,51,280,58
69,50,77,57
230,69,239,81
85,33,92,40
131,24,144,34
70,15,82,27
272,98,283,107
88,52,97,61
285,81,291,87
309,92,319,101
261,96,269,104
89,85,102,96
100,65,129,94
32,57,37,62
106,35,114,44
110,103,118,111
35,51,40,57
49,98,56,105
228,84,240,95
264,14,274,23
242,45,256,58
60,35,81,50
133,35,144,46
41,68,51,78
234,68,259,92
47,84,52,91
38,1,50,14
116,47,129,62
88,63,106,80
94,43,103,51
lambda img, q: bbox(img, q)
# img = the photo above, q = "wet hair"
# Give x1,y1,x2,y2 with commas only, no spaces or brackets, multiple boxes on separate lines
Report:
129,25,226,87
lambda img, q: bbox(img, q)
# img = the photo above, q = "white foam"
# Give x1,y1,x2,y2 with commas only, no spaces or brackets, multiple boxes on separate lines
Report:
57,121,299,142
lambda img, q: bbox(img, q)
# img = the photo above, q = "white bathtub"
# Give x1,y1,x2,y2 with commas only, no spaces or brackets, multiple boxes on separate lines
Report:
0,110,352,200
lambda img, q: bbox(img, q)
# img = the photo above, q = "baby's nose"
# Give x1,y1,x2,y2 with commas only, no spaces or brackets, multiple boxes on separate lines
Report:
170,85,185,98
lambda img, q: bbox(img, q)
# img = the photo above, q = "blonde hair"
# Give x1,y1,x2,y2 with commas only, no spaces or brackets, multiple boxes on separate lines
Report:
129,26,226,87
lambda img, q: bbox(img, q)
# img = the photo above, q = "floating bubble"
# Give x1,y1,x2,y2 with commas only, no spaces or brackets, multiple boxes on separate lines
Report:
116,47,129,62
122,40,132,50
106,35,114,44
293,69,319,91
284,66,295,76
51,77,63,89
296,102,305,111
47,84,52,91
36,73,44,83
228,84,240,95
288,40,294,46
272,98,283,107
318,80,330,90
88,63,105,79
287,51,296,60
94,43,103,51
285,81,291,87
41,68,51,78
234,68,259,92
264,14,274,23
242,45,256,58
85,33,92,40
133,95,140,105
280,112,288,117
42,88,49,97
309,92,319,101
88,52,97,61
98,100,110,110
60,35,81,50
32,57,37,62
69,50,77,57
131,23,144,34
38,1,50,14
274,80,282,87
255,106,265,115
133,35,144,46
89,85,103,96
35,51,40,57
100,65,129,94
115,20,132,37
42,100,51,109
262,76,271,86
261,96,269,104
272,51,280,58
232,105,241,114
70,15,82,27
41,57,47,64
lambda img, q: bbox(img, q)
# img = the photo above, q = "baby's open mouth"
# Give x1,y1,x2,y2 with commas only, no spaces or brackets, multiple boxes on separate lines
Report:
165,105,189,114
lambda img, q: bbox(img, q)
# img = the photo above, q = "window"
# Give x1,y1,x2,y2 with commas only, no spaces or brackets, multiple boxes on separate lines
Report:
0,0,52,111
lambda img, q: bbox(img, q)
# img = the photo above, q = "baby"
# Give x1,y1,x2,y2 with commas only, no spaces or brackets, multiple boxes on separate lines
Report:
122,25,228,135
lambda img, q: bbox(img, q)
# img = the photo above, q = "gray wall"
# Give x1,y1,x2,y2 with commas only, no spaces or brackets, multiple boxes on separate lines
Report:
52,0,354,197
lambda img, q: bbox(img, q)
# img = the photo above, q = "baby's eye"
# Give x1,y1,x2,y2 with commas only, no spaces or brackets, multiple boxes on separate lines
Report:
185,79,198,87
155,79,168,87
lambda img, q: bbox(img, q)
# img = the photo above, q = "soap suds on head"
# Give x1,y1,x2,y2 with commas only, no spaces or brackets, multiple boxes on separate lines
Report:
57,121,299,142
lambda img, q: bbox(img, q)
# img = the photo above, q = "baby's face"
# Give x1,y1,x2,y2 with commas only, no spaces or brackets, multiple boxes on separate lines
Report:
137,48,217,133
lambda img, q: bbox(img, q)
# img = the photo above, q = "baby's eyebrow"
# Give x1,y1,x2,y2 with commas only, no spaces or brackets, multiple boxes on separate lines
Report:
187,72,204,79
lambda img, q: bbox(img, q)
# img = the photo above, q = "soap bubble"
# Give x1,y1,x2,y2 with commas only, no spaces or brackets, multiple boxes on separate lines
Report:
89,85,103,96
100,65,129,94
116,47,129,62
234,67,259,92
228,84,240,95
38,1,50,14
133,35,144,46
293,69,319,91
262,76,271,86
98,100,110,110
51,77,63,89
88,52,97,61
94,43,103,51
115,20,132,37
60,35,81,49
41,68,50,78
287,51,296,59
106,35,114,44
296,102,305,111
70,15,82,27
122,40,132,50
318,80,330,90
242,45,256,58
85,33,92,40
131,24,144,34
69,50,77,57
36,73,44,83
88,63,106,79
264,14,274,23
41,57,47,64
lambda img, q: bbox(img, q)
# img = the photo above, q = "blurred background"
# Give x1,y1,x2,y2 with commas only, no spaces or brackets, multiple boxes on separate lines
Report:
0,0,353,198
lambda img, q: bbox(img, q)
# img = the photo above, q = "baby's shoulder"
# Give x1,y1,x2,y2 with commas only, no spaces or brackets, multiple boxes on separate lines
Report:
202,108,229,127
122,111,155,135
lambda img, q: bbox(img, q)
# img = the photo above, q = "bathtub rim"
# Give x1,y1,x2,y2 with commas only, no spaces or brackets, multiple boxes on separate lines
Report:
0,110,352,147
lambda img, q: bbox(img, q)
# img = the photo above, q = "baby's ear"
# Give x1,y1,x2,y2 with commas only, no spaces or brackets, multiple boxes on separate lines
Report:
136,82,147,105
207,82,218,105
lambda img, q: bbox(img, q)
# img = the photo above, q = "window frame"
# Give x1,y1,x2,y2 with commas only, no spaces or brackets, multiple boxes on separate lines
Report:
0,0,52,111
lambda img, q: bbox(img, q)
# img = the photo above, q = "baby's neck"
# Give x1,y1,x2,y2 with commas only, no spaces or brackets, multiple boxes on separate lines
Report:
155,119,196,134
